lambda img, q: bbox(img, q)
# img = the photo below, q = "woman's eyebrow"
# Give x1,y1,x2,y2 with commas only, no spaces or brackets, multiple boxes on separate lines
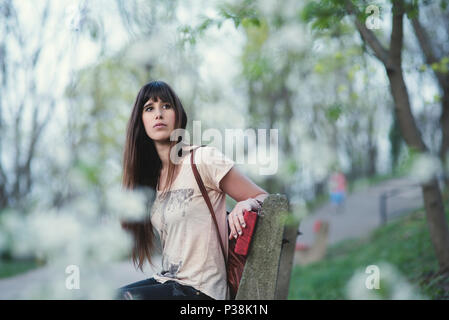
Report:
143,101,168,108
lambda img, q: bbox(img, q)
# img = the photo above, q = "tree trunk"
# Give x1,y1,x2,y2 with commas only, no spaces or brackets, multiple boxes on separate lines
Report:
388,68,449,272
367,115,377,176
439,91,449,189
347,0,449,272
410,15,449,189
388,110,403,172
385,1,449,272
422,178,449,273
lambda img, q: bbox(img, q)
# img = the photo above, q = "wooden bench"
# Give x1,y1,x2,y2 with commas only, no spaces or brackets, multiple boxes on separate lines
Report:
235,194,299,300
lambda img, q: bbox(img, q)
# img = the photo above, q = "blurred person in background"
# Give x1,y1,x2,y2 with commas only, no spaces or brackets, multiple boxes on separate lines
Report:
329,169,347,214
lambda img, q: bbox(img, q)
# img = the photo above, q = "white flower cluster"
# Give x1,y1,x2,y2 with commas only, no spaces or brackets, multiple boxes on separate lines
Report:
345,262,427,300
65,1,89,32
105,185,154,222
408,153,443,184
0,176,156,299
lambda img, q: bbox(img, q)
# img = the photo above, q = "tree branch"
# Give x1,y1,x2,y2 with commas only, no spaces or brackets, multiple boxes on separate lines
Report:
344,0,390,67
388,0,405,73
410,14,448,89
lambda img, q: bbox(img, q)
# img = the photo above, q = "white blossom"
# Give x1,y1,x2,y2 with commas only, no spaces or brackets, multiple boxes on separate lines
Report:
105,185,152,222
408,153,442,184
345,262,426,300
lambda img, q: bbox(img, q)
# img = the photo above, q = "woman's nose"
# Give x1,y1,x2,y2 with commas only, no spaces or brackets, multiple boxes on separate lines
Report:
155,108,163,118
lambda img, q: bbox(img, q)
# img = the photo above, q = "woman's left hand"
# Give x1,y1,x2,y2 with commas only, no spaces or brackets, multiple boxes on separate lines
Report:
228,198,262,240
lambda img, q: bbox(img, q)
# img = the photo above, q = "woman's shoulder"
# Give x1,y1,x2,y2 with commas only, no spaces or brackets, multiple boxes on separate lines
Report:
195,145,234,192
192,145,227,163
180,144,214,153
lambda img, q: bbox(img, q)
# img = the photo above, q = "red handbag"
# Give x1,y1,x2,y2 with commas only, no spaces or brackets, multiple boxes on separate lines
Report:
233,209,258,256
190,146,259,300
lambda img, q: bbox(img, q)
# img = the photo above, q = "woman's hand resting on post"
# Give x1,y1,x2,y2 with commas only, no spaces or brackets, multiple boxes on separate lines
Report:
218,166,269,240
228,198,262,240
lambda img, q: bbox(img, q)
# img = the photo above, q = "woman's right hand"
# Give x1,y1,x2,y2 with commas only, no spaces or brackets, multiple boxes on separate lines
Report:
227,198,261,240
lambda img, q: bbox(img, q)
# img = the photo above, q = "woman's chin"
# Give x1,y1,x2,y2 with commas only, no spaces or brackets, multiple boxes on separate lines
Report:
151,135,172,143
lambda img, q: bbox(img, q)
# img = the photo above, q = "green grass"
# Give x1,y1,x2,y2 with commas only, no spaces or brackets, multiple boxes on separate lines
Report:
0,258,43,279
288,206,449,300
305,192,329,213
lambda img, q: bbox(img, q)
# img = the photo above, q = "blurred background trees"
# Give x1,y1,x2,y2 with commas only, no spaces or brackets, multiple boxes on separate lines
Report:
300,0,449,273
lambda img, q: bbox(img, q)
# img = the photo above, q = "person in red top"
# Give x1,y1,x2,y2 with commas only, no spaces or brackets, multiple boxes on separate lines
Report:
329,170,347,214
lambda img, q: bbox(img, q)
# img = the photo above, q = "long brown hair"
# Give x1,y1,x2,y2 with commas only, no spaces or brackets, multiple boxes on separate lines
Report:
121,80,188,271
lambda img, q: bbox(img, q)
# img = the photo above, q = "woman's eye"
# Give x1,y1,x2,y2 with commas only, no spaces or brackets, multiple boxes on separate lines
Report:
144,104,170,112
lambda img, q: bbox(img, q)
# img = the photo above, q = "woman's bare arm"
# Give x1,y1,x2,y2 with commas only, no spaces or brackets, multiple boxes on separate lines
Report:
219,167,268,202
219,166,269,239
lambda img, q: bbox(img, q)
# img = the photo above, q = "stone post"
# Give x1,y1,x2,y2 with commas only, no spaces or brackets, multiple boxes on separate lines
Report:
235,194,293,300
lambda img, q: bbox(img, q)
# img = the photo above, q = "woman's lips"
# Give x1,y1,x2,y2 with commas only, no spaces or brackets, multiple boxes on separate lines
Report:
154,124,167,128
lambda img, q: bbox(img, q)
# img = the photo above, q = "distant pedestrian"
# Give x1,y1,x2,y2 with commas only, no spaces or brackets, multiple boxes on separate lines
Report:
329,170,347,214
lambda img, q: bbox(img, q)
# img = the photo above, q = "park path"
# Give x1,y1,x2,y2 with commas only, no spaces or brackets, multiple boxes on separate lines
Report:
297,176,423,246
0,177,423,299
0,255,162,299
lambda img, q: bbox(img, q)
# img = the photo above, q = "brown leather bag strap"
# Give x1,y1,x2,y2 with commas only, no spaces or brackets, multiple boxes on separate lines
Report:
190,146,228,264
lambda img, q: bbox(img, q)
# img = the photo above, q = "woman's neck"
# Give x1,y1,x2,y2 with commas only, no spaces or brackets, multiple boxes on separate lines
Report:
154,141,191,170
154,141,172,170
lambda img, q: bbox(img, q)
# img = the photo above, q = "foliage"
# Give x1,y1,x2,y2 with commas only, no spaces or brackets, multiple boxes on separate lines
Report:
289,207,449,299
0,259,41,279
178,0,262,46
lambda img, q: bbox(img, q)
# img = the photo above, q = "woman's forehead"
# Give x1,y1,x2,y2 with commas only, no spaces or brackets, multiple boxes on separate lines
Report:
145,96,168,104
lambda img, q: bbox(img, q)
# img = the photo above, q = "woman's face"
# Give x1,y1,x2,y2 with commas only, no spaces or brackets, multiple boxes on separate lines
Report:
141,96,176,142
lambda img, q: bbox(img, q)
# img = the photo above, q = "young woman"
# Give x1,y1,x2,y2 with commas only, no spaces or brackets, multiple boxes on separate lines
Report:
116,80,269,300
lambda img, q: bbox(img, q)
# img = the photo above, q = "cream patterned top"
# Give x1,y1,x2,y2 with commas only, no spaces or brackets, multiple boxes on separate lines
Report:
150,145,234,300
